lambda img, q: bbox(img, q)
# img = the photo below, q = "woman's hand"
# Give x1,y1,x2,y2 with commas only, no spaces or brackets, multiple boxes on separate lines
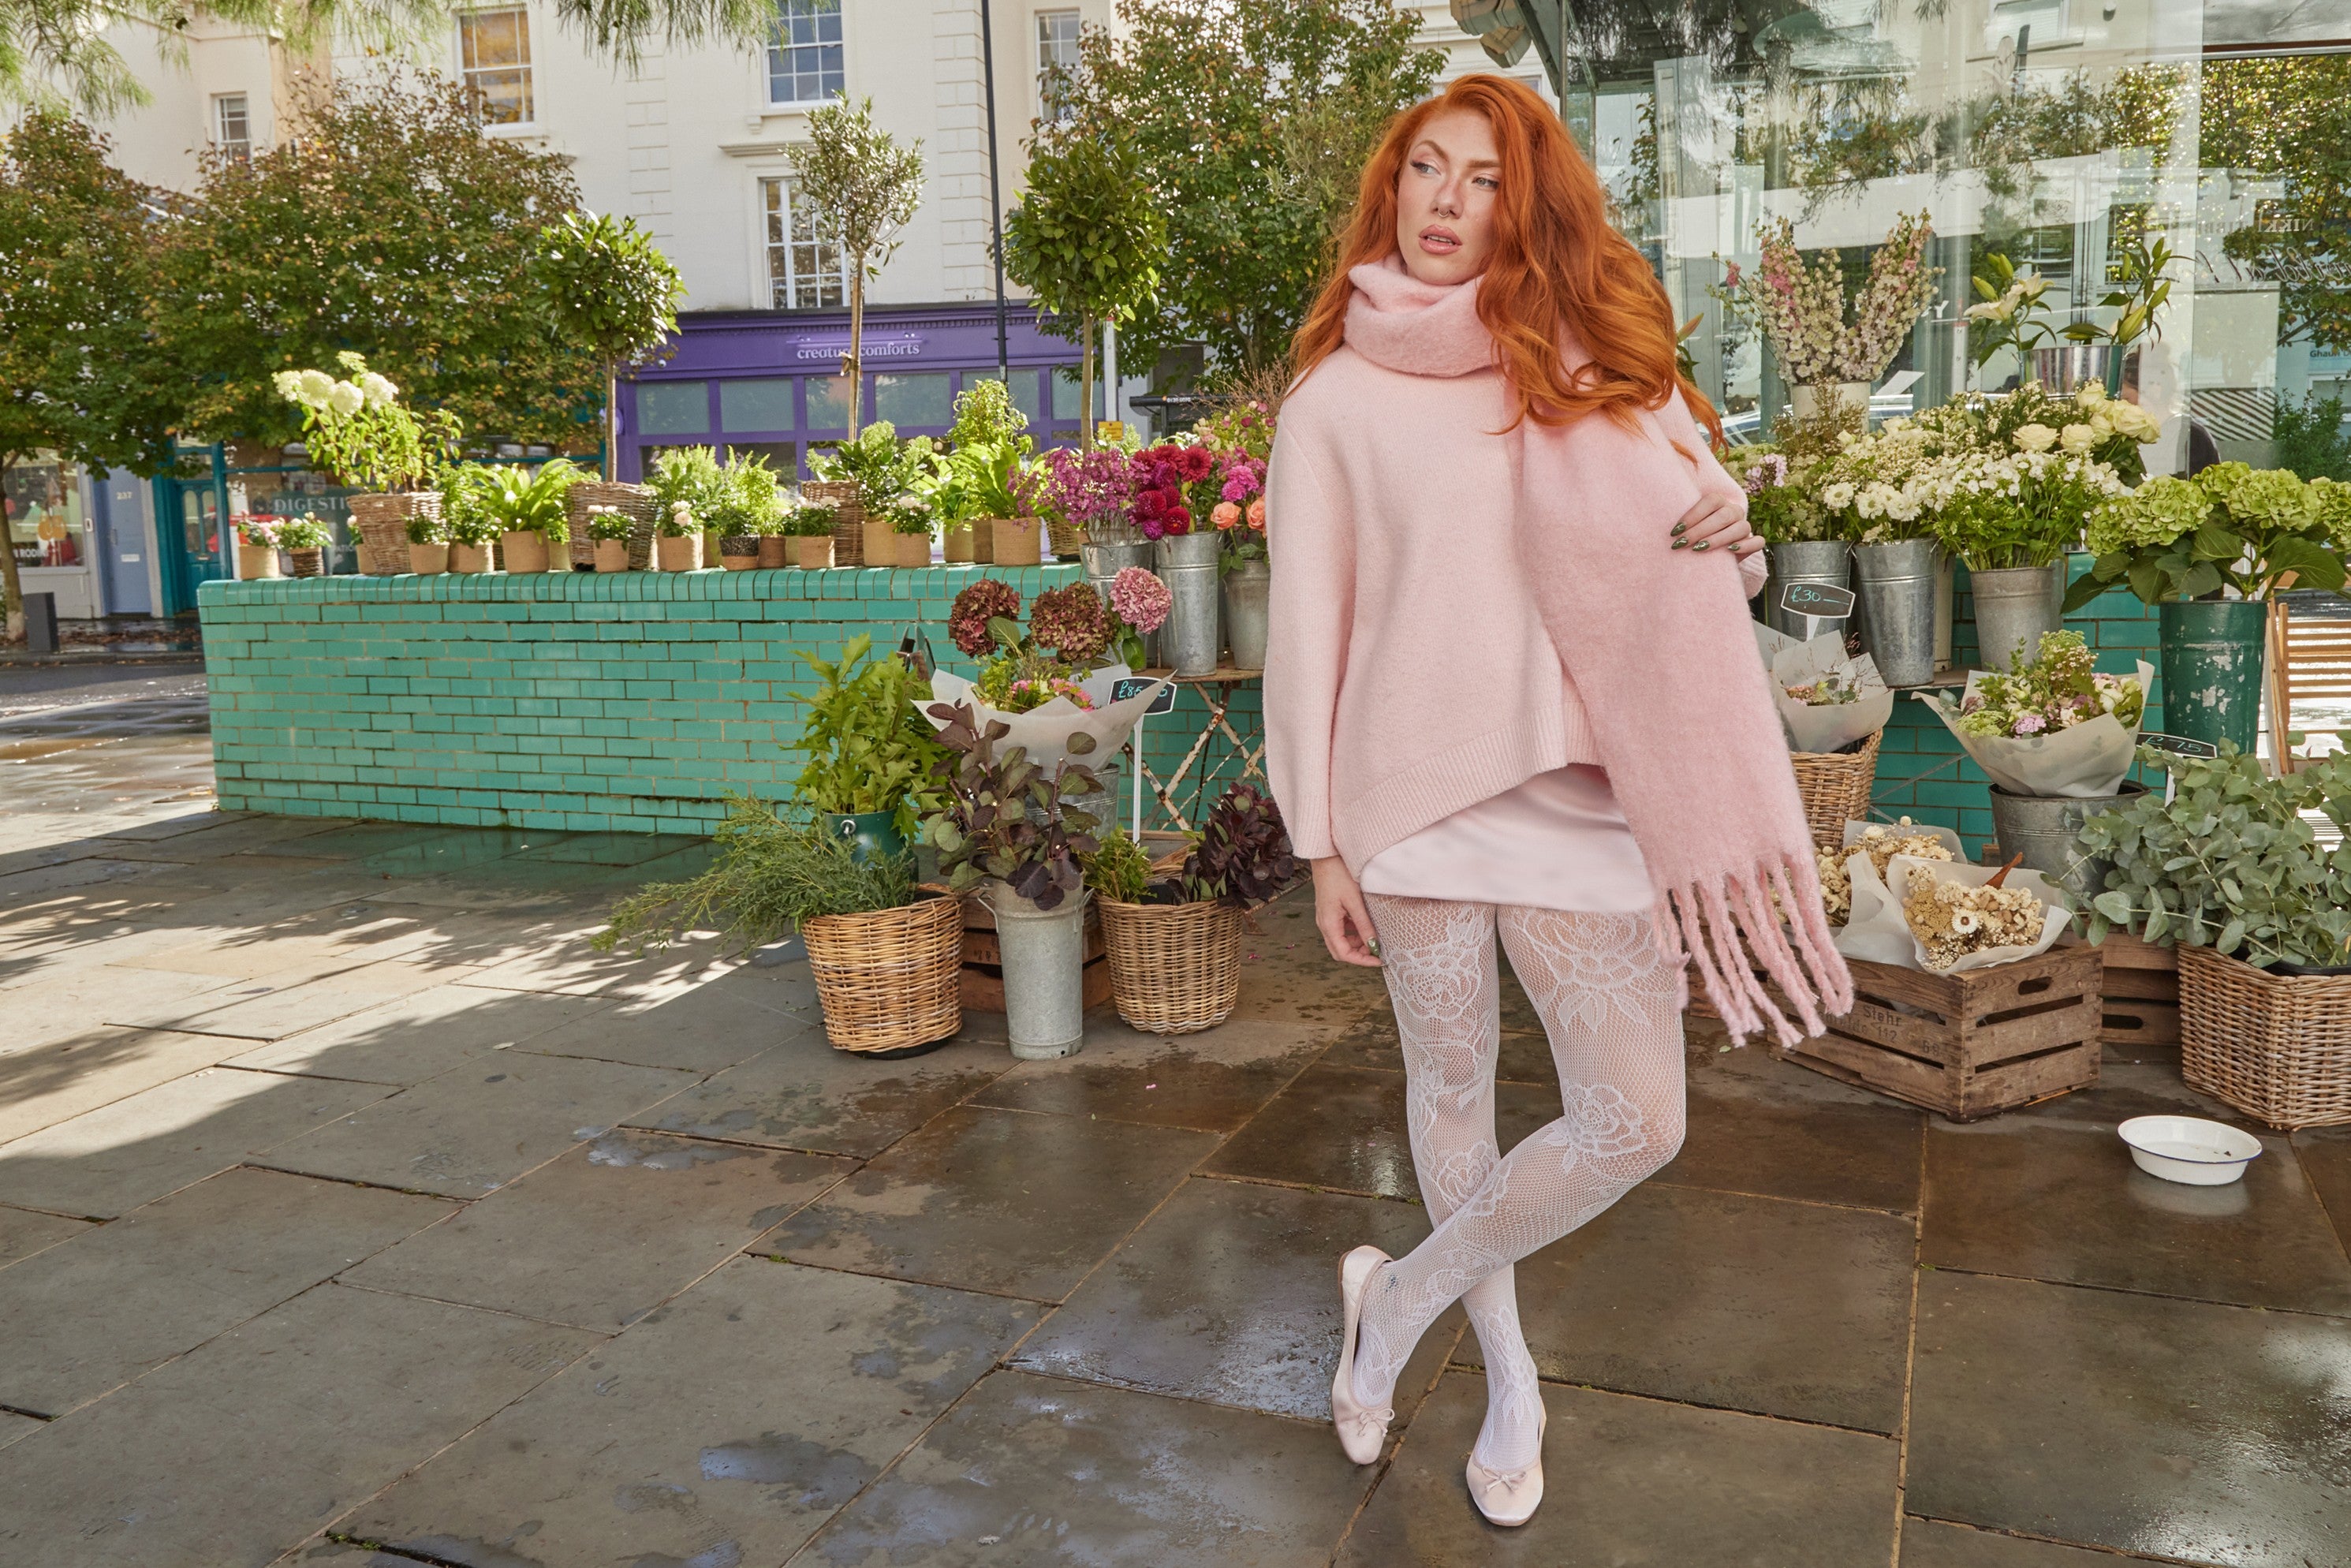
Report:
1312,857,1383,968
1670,492,1763,560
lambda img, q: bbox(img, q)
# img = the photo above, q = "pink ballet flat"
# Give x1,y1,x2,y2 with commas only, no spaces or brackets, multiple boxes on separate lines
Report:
1330,1244,1394,1465
1465,1408,1547,1527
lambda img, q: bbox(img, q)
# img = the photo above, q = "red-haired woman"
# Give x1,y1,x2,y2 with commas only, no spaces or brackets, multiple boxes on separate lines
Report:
1262,75,1850,1525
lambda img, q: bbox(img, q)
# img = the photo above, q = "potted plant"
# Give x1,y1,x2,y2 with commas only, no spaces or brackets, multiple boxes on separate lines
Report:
2079,745,2351,1128
709,452,785,572
1930,441,2125,670
790,633,946,861
938,379,1033,562
924,700,1103,1059
273,354,459,577
476,458,581,575
2069,465,2350,754
585,505,633,572
809,421,939,569
442,468,500,573
1965,236,2174,391
787,498,838,569
596,798,962,1057
232,514,285,580
405,509,450,575
1090,782,1300,1034
1130,442,1220,673
1716,211,1939,419
886,493,936,568
278,514,333,577
1211,453,1270,670
647,446,726,571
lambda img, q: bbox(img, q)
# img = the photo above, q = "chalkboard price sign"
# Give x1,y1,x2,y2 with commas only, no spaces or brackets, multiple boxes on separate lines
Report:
2140,732,2219,760
1778,581,1857,621
1113,678,1177,715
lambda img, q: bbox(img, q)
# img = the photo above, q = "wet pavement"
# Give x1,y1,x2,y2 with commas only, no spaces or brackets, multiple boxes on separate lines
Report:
0,678,2347,1565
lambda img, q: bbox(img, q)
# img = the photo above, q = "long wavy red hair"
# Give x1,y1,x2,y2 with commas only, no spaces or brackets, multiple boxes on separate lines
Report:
1292,73,1719,442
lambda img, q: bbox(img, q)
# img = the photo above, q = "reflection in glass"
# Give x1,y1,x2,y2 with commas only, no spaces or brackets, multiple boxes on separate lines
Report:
721,379,797,432
805,375,851,431
638,382,711,435
875,372,953,428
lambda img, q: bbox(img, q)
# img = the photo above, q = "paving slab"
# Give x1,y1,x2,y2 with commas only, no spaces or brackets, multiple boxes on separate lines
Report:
1317,1006,1562,1086
0,1066,391,1219
454,933,741,1002
0,1204,88,1267
803,1368,1376,1567
1226,898,1390,1031
1907,1269,2351,1567
0,1282,599,1566
1663,1037,1926,1212
88,812,350,860
1456,1182,1915,1434
626,1029,1006,1158
0,1413,41,1450
344,1131,853,1329
256,1052,696,1198
110,958,471,1043
1200,1062,1557,1202
225,984,610,1086
0,962,245,1054
1338,1373,1899,1566
1900,1520,2136,1567
0,1166,450,1416
1012,1176,1464,1428
760,1104,1218,1301
0,856,181,902
343,1257,1036,1568
0,1026,248,1145
1923,1096,2351,1316
972,1017,1333,1133
506,977,804,1073
2297,1128,2351,1260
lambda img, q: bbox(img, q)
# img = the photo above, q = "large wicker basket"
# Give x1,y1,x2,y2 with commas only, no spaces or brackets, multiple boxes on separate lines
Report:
804,480,864,568
565,480,659,570
1098,897,1244,1034
800,893,964,1055
348,493,438,577
1047,517,1085,559
1791,730,1883,852
2178,943,2351,1129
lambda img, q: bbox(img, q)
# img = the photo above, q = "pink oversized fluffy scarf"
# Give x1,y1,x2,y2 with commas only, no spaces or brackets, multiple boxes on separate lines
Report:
1346,261,1853,1044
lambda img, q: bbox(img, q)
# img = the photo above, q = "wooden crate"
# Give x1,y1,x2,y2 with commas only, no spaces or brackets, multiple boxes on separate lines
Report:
939,887,1114,1015
1770,943,2105,1121
2092,930,2180,1058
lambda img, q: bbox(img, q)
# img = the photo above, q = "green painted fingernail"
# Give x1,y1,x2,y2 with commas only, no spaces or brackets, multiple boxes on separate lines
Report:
1671,539,1689,550
1671,521,1688,536
1692,540,1711,551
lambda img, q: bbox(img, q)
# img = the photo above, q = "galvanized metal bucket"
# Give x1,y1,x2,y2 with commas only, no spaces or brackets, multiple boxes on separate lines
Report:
1969,562,2066,671
2159,599,2267,756
1853,539,1940,687
1766,540,1854,639
988,883,1089,1059
2031,344,2113,394
1084,539,1156,670
1989,782,2148,908
1222,559,1271,671
1156,532,1223,676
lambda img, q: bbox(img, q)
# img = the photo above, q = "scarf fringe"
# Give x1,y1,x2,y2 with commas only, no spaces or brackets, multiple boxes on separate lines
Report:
1659,852,1854,1050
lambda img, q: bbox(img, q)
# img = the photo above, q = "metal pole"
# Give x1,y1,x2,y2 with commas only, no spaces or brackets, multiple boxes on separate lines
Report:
980,0,1010,386
1103,320,1118,430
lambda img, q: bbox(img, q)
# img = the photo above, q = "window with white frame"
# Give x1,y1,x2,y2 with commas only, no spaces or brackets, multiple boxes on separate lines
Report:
213,94,251,160
459,6,535,126
1036,9,1081,122
768,0,845,106
763,177,847,309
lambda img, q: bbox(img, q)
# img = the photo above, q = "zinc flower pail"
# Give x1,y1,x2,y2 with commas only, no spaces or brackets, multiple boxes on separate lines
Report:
1222,558,1271,671
1156,532,1223,676
988,883,1089,1059
1990,782,2148,908
1765,540,1853,639
1853,539,1939,688
1084,539,1156,668
1969,562,2067,672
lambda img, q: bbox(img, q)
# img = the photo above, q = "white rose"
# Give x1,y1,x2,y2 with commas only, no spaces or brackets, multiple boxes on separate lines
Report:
2013,424,2058,454
2059,423,2099,454
357,371,399,407
327,380,366,416
2075,382,2107,408
2110,401,2161,442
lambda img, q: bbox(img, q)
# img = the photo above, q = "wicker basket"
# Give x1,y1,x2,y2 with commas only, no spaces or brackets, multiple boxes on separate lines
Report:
566,480,659,570
348,493,438,577
2178,944,2351,1129
1791,730,1883,853
804,480,865,568
800,892,964,1055
1047,517,1085,559
1098,897,1244,1034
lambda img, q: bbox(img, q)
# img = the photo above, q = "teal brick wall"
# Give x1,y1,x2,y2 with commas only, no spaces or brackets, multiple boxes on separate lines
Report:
199,565,1266,834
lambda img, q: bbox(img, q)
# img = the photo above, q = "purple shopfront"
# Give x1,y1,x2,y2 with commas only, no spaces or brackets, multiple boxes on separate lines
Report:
614,303,1102,483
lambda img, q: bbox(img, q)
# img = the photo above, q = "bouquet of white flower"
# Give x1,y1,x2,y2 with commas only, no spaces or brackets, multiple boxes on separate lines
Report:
1916,631,2152,797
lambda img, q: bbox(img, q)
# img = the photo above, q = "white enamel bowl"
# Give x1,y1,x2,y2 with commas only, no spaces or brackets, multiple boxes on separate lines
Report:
2117,1115,2263,1186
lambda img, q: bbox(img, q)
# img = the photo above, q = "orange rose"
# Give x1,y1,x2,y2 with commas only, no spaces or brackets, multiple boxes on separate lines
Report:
1211,502,1241,530
1245,498,1266,530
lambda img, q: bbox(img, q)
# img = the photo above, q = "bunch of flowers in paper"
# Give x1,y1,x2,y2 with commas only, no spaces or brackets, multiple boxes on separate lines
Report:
1956,631,2144,739
1815,819,1955,926
979,667,1095,713
950,579,1124,714
1719,211,1940,384
1903,868,2047,971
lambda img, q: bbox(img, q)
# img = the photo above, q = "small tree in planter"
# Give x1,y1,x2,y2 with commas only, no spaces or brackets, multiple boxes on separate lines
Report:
787,98,924,439
531,211,684,482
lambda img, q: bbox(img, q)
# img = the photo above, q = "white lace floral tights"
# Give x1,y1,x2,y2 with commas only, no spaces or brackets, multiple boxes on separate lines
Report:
1358,895,1686,1473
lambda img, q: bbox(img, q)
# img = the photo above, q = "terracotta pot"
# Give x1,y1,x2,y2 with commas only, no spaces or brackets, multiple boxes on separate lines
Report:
408,542,449,575
655,533,701,571
862,518,896,568
794,536,834,569
897,531,932,567
757,535,790,569
992,517,1043,567
501,531,550,573
287,547,326,578
237,543,282,581
450,540,494,573
594,539,630,573
944,525,976,563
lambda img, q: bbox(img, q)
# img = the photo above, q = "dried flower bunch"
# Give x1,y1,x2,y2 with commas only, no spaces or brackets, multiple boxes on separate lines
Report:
1784,676,1864,707
1718,211,1940,385
1815,819,1954,926
1956,631,2144,740
1903,868,2046,971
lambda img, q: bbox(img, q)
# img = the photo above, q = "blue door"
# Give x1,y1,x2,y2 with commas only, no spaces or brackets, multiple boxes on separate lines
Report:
90,469,153,615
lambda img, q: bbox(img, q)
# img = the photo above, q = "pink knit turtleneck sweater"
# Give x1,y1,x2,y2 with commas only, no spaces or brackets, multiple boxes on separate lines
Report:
1263,261,1764,872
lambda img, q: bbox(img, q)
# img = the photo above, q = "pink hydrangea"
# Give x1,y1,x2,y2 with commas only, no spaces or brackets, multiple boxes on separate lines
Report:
1110,566,1171,633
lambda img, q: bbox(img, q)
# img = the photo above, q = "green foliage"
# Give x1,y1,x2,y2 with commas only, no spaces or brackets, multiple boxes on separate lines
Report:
786,95,924,435
705,452,786,536
2079,745,2351,970
438,465,499,546
276,352,463,494
2273,395,2351,483
403,512,447,546
277,516,333,550
1083,829,1155,903
946,378,1028,451
2205,55,2351,353
594,797,916,955
923,702,1102,909
647,446,726,533
531,210,681,374
791,634,946,840
476,459,584,542
1002,126,1165,431
785,500,839,538
2067,463,2349,609
1177,782,1301,907
585,506,634,541
1052,0,1442,373
808,421,942,516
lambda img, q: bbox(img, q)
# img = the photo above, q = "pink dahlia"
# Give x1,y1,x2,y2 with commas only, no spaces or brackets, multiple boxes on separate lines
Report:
1110,566,1171,634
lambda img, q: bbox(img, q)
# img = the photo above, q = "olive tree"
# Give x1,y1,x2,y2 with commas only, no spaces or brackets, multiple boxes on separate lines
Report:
532,211,685,479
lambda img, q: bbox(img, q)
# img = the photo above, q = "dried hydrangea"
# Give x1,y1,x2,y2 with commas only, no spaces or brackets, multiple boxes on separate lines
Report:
1815,818,1955,927
949,578,1022,658
1903,868,2046,971
1109,566,1171,634
1030,582,1110,661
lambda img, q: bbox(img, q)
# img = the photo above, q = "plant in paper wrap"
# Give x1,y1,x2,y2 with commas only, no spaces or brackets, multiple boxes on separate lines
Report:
1917,631,2152,798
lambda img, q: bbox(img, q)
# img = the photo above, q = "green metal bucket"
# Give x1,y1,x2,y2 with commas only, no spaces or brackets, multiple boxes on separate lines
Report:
2158,600,2267,755
821,810,905,864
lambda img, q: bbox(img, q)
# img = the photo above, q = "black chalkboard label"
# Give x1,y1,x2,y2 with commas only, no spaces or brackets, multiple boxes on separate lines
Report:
1779,581,1857,619
1113,678,1177,715
2141,732,2219,759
